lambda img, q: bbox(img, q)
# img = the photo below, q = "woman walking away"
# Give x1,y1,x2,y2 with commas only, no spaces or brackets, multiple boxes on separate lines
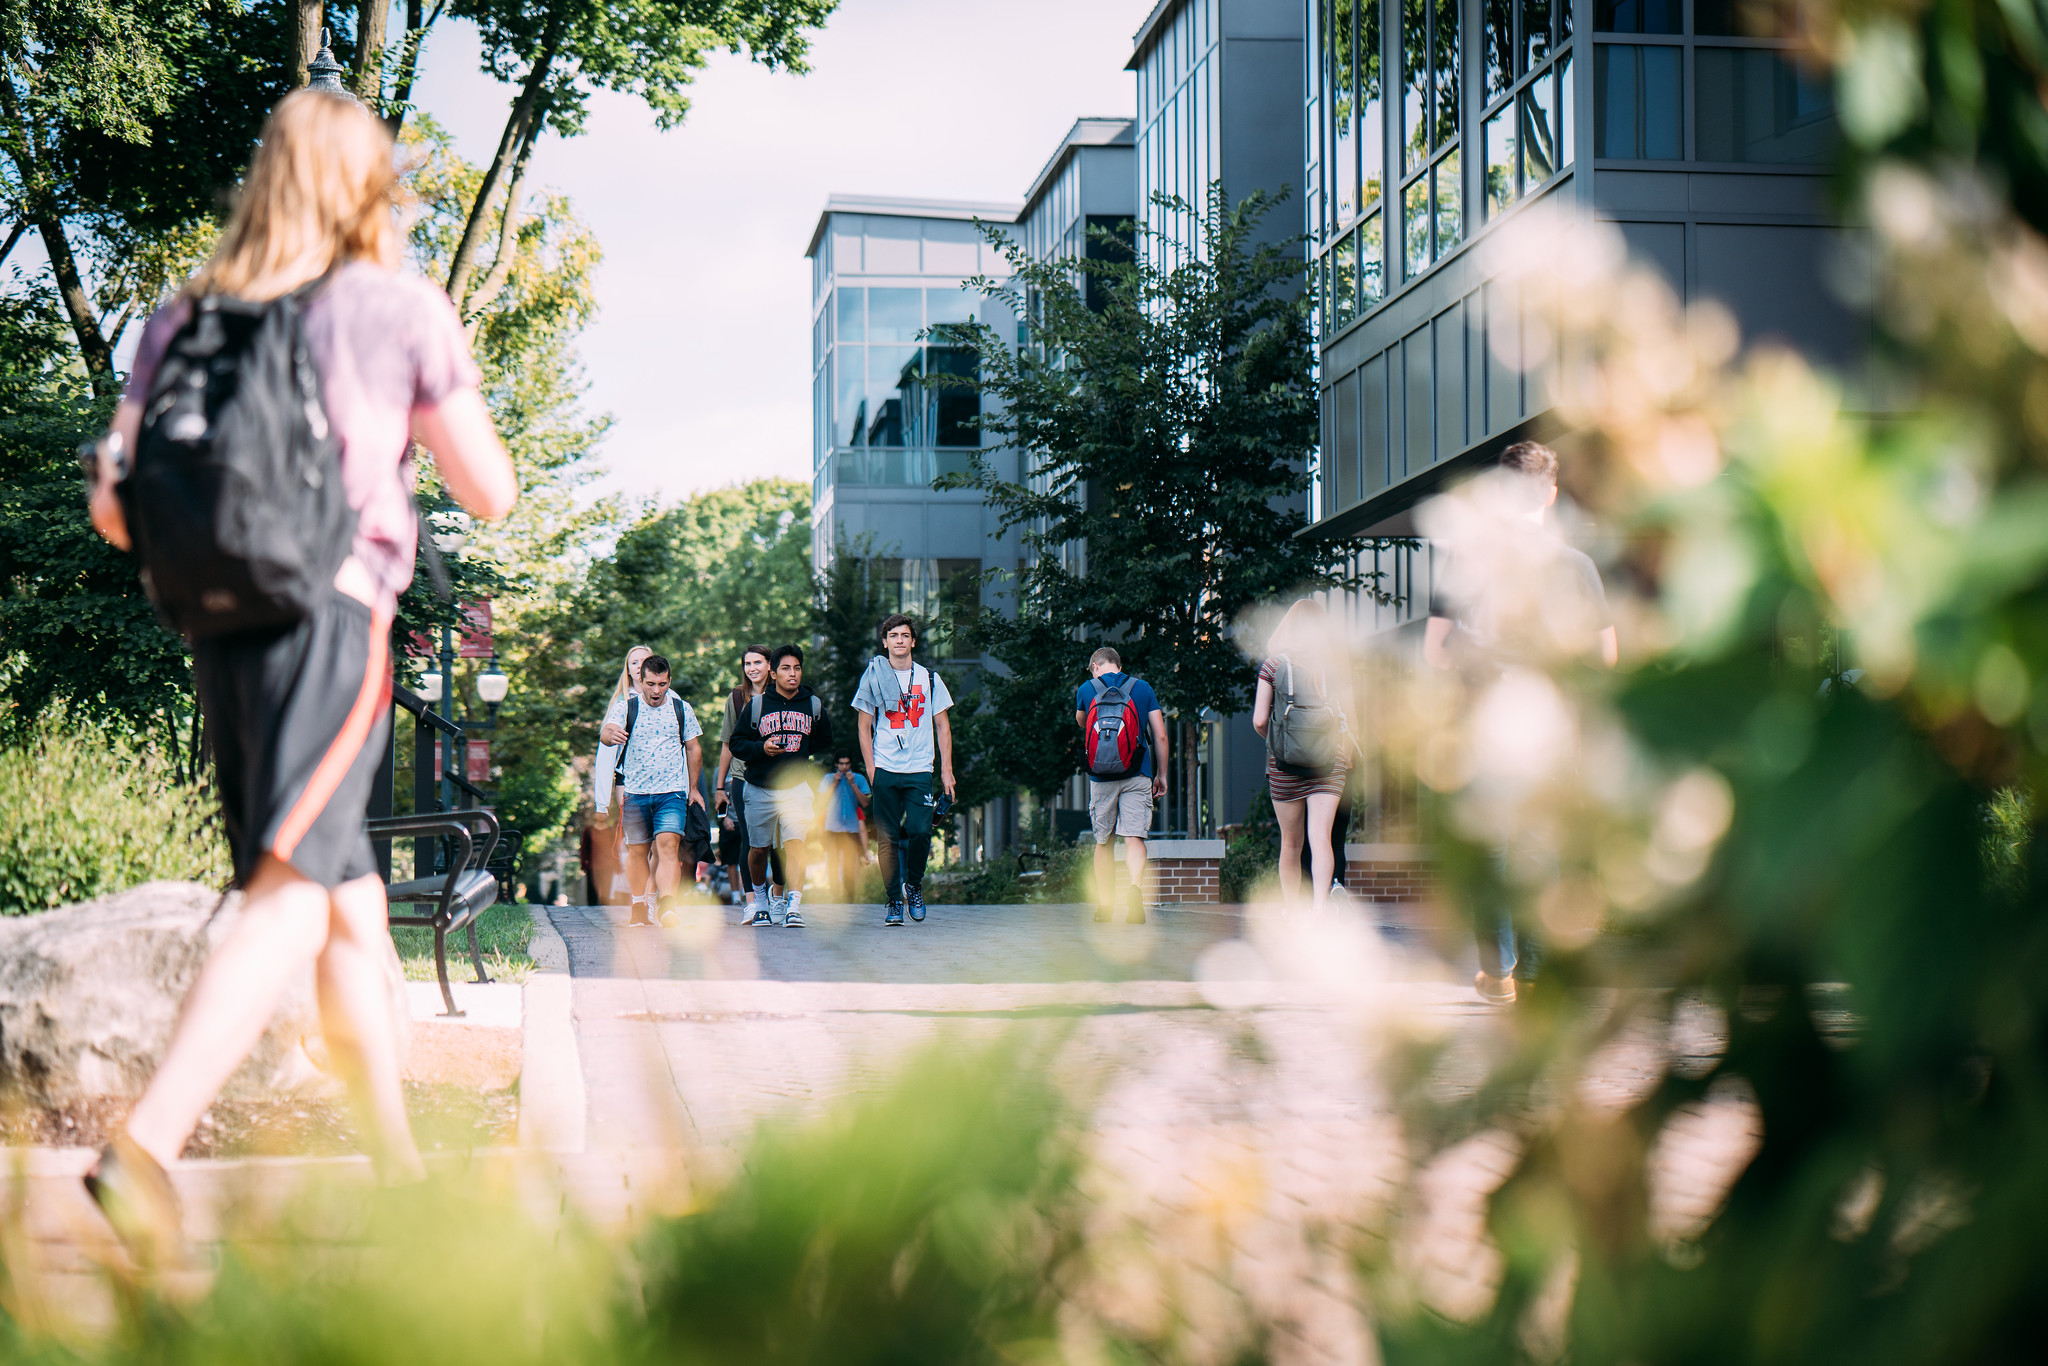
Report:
593,644,655,920
82,88,516,1262
715,645,785,910
1252,599,1355,913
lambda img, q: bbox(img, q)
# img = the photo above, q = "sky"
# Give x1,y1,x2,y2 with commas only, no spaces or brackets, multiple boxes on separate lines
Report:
407,0,1155,509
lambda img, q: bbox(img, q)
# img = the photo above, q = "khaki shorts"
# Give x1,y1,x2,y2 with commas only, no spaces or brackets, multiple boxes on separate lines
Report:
1088,775,1154,841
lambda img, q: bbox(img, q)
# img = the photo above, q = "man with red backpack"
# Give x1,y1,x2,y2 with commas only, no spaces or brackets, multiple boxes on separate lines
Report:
1075,647,1170,924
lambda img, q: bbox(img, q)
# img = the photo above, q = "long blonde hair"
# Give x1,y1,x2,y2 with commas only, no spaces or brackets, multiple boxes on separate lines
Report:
612,645,654,704
188,89,400,301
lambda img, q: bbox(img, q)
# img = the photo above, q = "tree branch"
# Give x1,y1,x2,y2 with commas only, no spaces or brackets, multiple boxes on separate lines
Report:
459,125,537,338
446,11,561,307
0,218,26,270
386,0,446,135
355,0,390,104
0,78,111,380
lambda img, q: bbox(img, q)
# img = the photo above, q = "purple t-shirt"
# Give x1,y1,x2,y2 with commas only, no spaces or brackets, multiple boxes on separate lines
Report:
124,262,482,611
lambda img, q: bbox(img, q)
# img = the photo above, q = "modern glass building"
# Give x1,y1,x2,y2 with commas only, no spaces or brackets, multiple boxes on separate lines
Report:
1130,0,1309,265
806,196,1024,660
1305,0,1857,547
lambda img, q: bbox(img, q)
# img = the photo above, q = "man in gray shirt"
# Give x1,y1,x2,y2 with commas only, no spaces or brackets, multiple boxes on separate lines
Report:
854,613,956,926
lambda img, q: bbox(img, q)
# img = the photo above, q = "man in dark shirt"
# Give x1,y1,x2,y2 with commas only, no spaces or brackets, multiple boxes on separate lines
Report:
729,644,834,928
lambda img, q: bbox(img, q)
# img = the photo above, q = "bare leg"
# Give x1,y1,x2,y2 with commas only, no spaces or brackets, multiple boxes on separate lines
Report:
1093,840,1113,907
315,874,423,1181
1305,791,1341,913
1274,798,1307,907
123,854,332,1168
1124,835,1148,904
747,844,771,888
623,838,649,900
652,832,682,900
781,838,809,894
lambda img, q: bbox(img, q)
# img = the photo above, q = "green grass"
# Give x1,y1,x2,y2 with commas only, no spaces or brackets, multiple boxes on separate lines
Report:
389,904,536,984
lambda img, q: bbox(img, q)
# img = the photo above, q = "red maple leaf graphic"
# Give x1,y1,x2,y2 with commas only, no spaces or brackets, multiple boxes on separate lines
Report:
887,689,925,729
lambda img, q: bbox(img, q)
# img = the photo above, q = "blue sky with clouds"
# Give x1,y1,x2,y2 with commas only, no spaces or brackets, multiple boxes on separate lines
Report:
408,0,1151,509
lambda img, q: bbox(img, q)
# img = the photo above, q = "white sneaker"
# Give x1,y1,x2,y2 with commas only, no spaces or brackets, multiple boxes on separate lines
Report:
770,891,790,917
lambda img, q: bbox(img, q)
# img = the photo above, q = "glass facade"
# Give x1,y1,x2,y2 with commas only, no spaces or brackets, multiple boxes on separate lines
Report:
810,213,1014,499
1314,0,1563,342
1135,0,1220,273
1592,2,1838,163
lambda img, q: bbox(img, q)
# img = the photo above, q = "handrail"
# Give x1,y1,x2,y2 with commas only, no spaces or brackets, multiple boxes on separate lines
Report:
391,684,494,803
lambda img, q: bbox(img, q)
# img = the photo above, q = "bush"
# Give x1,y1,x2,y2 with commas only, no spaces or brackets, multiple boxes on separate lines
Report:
1219,784,1277,902
0,706,230,915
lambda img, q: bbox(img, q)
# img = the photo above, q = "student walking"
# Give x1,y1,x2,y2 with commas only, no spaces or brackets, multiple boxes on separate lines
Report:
80,88,517,1259
1253,599,1356,914
716,645,790,911
817,754,871,902
598,653,705,927
1424,440,1616,1004
730,644,833,928
1076,647,1169,924
593,644,654,914
853,615,956,926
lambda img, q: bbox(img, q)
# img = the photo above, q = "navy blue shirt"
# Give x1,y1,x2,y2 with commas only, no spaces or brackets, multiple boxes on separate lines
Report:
1075,672,1161,779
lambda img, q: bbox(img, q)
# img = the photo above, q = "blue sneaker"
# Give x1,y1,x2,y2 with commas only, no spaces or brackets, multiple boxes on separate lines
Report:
885,900,905,926
906,885,927,922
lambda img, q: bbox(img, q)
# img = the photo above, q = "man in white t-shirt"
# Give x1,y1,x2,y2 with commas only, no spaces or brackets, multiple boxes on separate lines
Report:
853,613,955,927
597,653,704,927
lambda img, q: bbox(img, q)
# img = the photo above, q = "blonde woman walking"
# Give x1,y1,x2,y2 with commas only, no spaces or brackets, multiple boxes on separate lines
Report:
83,88,516,1258
593,644,654,921
1252,598,1356,912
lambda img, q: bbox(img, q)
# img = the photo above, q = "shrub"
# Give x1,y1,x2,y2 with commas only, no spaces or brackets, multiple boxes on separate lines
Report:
0,706,230,915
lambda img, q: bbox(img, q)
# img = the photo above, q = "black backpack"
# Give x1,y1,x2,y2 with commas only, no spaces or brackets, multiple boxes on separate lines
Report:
119,283,357,640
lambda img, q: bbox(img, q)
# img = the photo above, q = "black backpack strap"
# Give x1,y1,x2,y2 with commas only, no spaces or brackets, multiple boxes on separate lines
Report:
749,692,764,728
625,694,640,751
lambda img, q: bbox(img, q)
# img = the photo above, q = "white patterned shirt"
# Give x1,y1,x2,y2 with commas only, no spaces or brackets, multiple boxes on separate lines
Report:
600,691,702,796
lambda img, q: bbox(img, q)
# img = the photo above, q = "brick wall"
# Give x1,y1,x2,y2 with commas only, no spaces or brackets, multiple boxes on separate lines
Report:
1081,840,1438,908
1344,845,1438,904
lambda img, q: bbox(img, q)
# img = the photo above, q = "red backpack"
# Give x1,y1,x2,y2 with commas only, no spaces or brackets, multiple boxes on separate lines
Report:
1084,677,1146,780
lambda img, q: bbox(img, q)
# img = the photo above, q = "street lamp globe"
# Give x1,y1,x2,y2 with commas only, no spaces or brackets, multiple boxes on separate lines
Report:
428,509,472,557
476,657,510,705
415,671,444,704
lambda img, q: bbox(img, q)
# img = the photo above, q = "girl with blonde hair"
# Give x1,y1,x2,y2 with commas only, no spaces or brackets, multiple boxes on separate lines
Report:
593,645,655,919
84,88,516,1257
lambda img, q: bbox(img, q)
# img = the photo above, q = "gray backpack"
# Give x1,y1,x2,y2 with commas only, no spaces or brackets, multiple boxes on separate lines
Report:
1267,655,1347,775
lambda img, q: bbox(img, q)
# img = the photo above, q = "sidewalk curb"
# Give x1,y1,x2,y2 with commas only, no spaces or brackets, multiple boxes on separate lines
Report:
518,908,586,1153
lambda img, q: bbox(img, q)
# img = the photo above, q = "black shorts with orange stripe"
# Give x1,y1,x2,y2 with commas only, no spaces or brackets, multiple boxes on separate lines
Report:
193,592,393,889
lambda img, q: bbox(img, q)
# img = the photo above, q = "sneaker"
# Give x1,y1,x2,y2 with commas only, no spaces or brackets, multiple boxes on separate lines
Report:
885,901,905,926
1474,971,1517,1005
1127,889,1147,925
784,905,806,929
771,890,790,918
747,901,776,927
658,902,681,929
906,885,927,922
627,901,651,927
1093,905,1112,923
84,1133,183,1269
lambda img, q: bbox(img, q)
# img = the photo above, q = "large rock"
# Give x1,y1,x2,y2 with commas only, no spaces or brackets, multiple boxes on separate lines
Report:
0,881,408,1110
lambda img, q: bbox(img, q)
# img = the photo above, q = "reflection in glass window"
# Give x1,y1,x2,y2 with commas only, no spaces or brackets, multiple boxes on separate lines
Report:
1694,47,1837,162
866,345,920,447
1332,0,1358,227
1522,67,1558,183
1360,211,1386,307
835,352,866,448
1359,0,1384,207
1522,0,1552,70
1402,0,1428,174
836,287,863,343
1694,0,1766,35
1403,177,1431,278
1332,229,1358,332
1432,0,1460,145
1558,53,1575,166
926,287,976,329
1595,44,1683,159
868,287,921,344
1485,0,1513,103
1434,149,1463,257
1485,104,1518,218
927,348,980,447
1595,0,1680,32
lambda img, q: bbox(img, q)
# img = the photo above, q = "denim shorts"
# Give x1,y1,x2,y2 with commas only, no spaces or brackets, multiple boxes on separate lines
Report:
622,790,689,845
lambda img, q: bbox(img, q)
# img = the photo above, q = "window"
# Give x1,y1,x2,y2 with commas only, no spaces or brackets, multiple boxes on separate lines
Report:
1399,0,1462,277
1482,0,1573,223
1314,0,1384,339
1593,2,1835,165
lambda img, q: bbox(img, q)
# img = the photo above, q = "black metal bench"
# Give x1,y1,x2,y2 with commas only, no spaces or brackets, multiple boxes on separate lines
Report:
367,808,500,1017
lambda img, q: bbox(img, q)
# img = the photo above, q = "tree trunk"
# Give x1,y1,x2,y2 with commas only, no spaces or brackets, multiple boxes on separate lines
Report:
354,0,390,103
1,73,115,382
445,12,560,307
459,127,536,335
293,0,324,87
